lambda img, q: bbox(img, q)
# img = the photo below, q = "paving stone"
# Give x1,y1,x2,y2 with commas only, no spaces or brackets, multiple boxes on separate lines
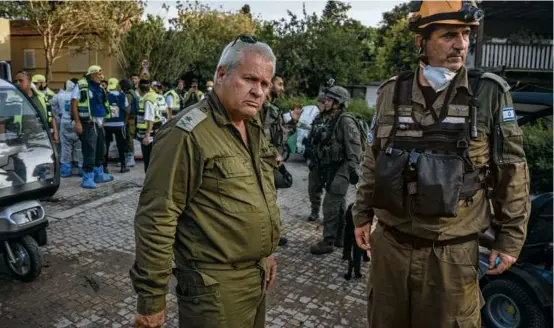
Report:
0,157,369,327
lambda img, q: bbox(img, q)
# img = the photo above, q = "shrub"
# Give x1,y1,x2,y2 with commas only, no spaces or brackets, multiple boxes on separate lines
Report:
521,118,553,195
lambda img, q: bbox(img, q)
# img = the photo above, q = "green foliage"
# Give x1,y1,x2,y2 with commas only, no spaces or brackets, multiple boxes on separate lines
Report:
374,18,417,80
258,1,374,96
348,99,375,121
521,118,553,194
277,95,315,112
0,1,143,80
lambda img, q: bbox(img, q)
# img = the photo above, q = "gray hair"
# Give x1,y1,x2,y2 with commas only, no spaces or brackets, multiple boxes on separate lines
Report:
213,38,276,82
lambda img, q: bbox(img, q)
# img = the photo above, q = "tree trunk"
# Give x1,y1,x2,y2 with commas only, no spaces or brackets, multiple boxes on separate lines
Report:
44,51,52,83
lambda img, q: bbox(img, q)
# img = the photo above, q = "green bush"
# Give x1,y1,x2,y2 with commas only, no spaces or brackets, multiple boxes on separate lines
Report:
348,98,375,121
277,95,315,112
521,118,553,194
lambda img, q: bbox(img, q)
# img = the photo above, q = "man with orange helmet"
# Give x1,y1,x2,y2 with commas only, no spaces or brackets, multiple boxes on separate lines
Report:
352,1,530,327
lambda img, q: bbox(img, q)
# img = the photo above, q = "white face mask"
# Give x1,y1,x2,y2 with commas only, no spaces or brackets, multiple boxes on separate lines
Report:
207,87,213,92
421,63,457,92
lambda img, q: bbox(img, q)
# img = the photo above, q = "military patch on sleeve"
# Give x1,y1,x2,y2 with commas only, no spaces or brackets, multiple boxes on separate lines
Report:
502,107,516,122
176,108,207,132
367,115,377,144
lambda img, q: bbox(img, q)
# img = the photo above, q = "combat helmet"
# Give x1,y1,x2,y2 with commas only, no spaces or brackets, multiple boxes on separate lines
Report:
408,0,483,33
325,85,351,107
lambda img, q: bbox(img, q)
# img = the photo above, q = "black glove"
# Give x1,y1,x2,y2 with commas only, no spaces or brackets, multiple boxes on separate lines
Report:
348,167,359,185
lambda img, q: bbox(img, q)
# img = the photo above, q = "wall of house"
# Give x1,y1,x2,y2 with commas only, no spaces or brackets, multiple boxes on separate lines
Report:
10,35,123,90
0,19,11,62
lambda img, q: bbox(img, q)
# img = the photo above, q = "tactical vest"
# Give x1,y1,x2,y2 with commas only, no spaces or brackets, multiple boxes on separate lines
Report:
372,70,487,219
164,90,180,112
76,78,110,121
262,101,284,147
136,90,162,138
314,111,364,168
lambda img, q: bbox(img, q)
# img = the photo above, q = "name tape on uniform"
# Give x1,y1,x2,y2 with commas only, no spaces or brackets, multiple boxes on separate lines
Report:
502,107,516,122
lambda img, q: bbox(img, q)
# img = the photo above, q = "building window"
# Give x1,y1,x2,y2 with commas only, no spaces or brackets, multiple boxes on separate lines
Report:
23,49,35,69
68,47,89,73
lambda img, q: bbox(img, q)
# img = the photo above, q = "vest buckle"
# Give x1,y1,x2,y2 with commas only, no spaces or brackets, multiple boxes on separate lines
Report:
457,140,469,149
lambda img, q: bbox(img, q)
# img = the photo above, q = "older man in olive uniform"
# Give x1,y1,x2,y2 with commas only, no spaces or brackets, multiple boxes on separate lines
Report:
352,1,530,327
310,85,363,255
130,35,280,328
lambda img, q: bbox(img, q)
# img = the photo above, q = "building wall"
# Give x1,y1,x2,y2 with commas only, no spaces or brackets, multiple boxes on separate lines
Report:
0,18,11,61
10,35,123,90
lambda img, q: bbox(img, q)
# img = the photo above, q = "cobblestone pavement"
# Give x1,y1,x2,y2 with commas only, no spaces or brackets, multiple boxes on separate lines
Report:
0,154,369,328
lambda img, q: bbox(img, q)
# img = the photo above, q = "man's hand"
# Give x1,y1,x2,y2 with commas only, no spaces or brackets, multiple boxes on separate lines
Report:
355,223,371,256
52,131,59,144
142,137,150,146
266,255,277,292
135,310,165,328
488,249,517,275
74,121,83,135
291,108,303,122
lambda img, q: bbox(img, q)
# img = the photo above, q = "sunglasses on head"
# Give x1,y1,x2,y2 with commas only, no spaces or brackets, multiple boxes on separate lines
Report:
231,34,258,47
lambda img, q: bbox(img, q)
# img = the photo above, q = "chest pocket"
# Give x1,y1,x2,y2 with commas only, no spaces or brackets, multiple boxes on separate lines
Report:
203,156,261,213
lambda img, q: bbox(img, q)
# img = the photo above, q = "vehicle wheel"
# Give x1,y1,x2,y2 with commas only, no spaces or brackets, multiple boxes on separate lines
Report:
482,279,546,328
3,235,42,282
280,144,291,162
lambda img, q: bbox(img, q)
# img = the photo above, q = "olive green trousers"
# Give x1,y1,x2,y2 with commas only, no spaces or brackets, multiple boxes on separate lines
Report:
366,224,484,328
175,259,267,328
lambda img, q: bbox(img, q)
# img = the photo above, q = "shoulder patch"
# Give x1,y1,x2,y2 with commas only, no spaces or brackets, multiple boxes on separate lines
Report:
481,72,511,93
502,107,516,122
176,107,207,132
378,76,398,91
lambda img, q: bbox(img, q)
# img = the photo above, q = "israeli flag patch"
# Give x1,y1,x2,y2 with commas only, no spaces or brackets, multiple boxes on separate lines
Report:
502,107,516,122
367,115,376,143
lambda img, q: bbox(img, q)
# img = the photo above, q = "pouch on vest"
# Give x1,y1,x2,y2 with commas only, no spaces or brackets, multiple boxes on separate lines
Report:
372,148,409,217
329,141,343,163
413,152,464,217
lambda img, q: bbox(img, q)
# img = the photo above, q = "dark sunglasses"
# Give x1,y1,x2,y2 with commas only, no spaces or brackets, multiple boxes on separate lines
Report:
231,34,258,47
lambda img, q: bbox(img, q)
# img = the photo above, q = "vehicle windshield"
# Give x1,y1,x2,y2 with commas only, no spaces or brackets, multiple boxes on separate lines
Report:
0,87,55,190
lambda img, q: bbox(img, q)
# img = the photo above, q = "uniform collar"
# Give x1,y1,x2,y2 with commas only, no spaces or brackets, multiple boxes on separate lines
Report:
412,65,471,109
208,91,262,129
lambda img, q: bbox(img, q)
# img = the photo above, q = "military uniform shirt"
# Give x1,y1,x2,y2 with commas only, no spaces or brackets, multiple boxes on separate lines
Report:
130,91,281,315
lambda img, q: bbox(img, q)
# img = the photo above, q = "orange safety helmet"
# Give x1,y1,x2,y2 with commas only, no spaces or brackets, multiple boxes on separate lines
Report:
408,0,484,32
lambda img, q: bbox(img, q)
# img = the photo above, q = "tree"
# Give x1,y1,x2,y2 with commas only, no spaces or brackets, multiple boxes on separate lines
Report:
0,1,142,81
119,14,194,82
170,1,257,83
374,18,417,80
258,0,373,95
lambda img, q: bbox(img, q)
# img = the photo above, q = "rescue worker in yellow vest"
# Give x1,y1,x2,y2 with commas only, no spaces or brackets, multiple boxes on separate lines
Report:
151,81,169,124
352,2,530,327
30,74,59,144
162,81,180,121
136,79,162,173
71,65,114,189
13,70,57,143
183,78,204,108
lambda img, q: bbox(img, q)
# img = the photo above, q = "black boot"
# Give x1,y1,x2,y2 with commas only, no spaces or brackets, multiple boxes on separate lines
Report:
308,209,319,222
120,162,130,173
278,237,288,246
310,240,334,255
